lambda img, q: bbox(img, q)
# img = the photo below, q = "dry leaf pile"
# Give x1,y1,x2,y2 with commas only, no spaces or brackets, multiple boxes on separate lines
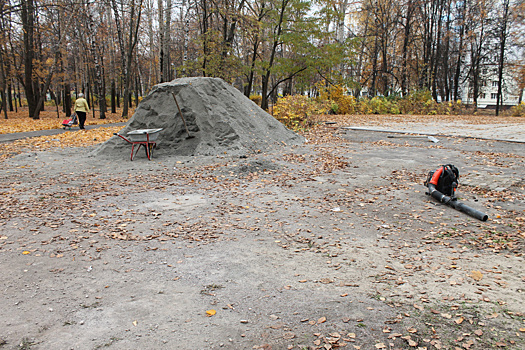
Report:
0,107,130,134
0,127,122,161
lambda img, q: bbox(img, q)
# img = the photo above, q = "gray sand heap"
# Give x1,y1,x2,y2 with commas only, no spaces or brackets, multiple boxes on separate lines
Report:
94,77,304,158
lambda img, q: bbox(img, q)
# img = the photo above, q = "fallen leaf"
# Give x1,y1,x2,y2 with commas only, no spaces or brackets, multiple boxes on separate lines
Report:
474,329,483,336
206,309,216,317
375,343,386,349
407,339,417,347
132,320,138,326
470,271,483,281
282,332,295,339
455,317,464,324
22,251,31,255
318,316,327,324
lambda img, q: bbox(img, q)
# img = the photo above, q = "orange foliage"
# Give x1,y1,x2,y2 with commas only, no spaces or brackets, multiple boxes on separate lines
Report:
0,107,131,134
0,107,132,161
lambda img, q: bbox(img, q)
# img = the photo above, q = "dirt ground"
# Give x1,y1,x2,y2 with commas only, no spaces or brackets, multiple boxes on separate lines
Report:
0,119,524,350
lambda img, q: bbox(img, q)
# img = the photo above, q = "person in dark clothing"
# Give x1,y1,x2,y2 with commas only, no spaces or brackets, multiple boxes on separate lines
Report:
74,93,90,130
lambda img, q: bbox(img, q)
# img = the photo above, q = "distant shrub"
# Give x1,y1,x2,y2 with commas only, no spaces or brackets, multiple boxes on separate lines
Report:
273,95,328,130
279,87,473,121
398,90,433,114
316,82,357,114
509,102,525,117
366,96,401,114
250,94,262,106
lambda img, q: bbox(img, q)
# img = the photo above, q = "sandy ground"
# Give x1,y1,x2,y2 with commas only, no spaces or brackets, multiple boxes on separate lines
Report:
0,121,524,350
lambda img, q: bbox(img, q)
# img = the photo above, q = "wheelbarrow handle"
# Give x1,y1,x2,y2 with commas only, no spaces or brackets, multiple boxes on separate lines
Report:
114,133,133,144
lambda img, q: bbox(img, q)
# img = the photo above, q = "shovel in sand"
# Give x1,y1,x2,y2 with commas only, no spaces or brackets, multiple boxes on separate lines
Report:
171,92,195,139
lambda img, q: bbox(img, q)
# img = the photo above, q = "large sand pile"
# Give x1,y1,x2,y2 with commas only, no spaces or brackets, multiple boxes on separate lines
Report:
94,77,304,158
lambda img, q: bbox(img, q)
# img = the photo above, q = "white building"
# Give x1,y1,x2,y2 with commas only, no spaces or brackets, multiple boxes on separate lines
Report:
462,65,524,109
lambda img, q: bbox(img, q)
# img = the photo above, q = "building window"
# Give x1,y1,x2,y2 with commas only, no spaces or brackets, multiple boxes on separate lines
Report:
480,93,486,99
491,93,498,99
492,81,498,87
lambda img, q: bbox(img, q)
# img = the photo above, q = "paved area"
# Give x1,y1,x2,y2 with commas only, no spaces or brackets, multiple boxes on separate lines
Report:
345,122,525,143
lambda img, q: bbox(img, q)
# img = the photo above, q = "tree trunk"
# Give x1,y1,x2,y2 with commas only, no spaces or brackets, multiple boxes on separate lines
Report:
111,79,116,113
21,0,37,118
112,0,143,118
401,0,413,97
64,83,71,117
261,0,289,111
495,0,509,116
8,82,14,112
453,0,467,101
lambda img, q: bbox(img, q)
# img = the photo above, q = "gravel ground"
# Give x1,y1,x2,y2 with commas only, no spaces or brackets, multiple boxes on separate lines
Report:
0,121,524,350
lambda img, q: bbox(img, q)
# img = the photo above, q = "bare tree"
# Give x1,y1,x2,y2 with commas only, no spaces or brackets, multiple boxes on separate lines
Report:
111,0,144,118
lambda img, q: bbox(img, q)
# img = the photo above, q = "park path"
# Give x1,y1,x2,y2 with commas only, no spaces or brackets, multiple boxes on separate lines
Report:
0,122,127,143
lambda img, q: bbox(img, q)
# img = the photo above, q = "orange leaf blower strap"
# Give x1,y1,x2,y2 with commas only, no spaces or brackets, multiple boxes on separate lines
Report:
429,166,444,186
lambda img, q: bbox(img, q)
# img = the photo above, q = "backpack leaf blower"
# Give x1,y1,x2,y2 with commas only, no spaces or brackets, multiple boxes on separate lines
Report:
425,164,488,221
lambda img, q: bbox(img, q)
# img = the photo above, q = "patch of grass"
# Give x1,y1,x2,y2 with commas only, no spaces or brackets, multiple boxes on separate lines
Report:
94,337,122,349
80,301,101,309
18,338,33,350
200,284,224,295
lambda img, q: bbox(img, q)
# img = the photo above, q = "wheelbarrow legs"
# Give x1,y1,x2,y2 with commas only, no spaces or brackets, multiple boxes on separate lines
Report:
145,143,155,160
130,142,156,161
114,133,157,161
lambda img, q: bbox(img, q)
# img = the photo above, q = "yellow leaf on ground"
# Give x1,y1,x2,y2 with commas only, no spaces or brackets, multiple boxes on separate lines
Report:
22,251,31,255
206,309,216,316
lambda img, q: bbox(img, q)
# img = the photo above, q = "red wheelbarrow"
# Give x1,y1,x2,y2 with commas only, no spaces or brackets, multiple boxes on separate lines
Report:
114,128,163,160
